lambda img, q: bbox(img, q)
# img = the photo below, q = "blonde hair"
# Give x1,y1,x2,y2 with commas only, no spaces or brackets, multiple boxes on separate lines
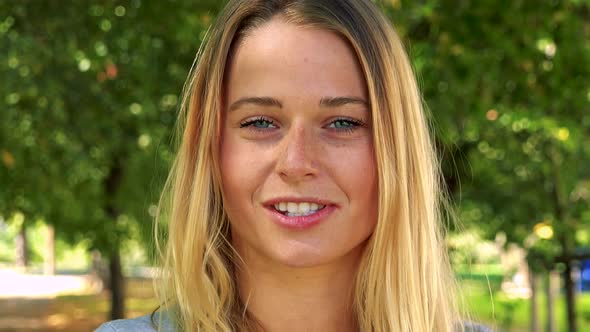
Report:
155,0,461,331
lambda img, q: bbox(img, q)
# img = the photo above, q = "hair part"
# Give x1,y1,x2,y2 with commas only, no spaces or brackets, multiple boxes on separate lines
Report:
155,0,462,331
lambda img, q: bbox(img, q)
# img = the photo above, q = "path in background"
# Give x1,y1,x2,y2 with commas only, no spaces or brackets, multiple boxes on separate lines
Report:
0,269,98,299
0,268,100,331
0,298,51,331
0,269,156,331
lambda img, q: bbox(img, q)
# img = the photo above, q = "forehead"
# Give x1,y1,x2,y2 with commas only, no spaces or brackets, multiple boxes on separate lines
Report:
224,18,367,102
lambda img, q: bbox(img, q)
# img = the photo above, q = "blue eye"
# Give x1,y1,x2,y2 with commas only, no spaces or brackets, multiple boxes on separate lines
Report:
327,118,365,132
331,119,355,129
240,117,277,130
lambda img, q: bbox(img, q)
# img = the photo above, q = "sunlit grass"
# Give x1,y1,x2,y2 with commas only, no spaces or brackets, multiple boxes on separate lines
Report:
49,278,159,331
460,277,590,332
1,274,588,331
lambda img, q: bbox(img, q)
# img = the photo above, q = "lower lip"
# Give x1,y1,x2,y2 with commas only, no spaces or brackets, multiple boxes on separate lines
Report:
264,205,336,229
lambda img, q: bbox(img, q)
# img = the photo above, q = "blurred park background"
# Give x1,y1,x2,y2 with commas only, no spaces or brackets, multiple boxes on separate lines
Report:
1,0,589,331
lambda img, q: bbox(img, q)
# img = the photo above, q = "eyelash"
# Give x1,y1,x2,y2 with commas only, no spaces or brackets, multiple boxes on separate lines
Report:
239,116,277,131
327,117,366,133
239,116,366,134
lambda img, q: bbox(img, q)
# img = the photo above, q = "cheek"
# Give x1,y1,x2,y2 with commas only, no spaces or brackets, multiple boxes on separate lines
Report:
219,132,270,208
220,135,247,203
324,139,378,225
353,152,379,235
356,152,379,218
333,142,377,196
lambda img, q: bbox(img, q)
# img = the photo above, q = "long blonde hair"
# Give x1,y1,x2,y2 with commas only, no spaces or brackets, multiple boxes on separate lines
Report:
155,0,461,331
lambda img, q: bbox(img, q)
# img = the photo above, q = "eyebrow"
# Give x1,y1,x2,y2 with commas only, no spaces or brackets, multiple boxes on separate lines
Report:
319,96,368,107
228,97,282,112
229,96,369,112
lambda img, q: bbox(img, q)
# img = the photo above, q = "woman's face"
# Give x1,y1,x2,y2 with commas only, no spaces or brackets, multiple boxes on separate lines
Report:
220,18,378,268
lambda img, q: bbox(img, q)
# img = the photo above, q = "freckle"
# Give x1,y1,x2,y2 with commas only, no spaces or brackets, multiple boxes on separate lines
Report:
303,57,308,62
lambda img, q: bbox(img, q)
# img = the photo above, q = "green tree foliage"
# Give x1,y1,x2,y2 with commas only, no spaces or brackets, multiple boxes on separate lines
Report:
384,0,590,258
382,2,590,330
1,0,589,326
0,0,222,250
0,0,223,318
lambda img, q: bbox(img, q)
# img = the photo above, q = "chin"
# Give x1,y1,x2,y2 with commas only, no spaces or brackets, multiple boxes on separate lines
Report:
273,251,332,268
269,241,366,269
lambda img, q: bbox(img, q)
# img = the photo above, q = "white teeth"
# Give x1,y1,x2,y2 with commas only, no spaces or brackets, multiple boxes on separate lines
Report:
287,202,298,213
273,202,326,216
299,202,310,213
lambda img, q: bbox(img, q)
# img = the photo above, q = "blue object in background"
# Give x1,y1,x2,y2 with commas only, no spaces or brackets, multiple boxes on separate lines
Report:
581,259,590,292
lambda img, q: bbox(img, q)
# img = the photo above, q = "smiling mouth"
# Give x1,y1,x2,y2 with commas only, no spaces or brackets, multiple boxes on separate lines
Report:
272,202,327,217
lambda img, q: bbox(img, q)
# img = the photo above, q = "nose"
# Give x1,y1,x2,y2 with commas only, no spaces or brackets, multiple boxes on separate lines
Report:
275,125,319,182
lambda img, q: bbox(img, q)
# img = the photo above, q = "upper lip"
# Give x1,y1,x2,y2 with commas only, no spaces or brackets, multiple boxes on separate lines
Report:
263,197,336,207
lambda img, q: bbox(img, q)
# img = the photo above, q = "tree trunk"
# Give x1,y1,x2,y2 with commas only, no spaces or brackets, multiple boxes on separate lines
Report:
15,221,28,269
549,148,576,332
44,224,55,275
546,270,558,332
529,269,539,332
563,261,577,332
104,157,125,320
109,248,125,320
91,250,107,291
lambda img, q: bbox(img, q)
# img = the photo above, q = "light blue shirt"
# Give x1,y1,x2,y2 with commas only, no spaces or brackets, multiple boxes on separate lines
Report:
95,312,172,332
95,313,493,331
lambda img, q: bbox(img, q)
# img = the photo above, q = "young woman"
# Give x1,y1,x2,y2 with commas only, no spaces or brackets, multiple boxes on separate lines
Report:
97,0,490,331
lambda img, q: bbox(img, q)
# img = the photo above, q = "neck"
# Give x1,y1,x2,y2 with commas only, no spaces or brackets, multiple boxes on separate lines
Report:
236,249,363,332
